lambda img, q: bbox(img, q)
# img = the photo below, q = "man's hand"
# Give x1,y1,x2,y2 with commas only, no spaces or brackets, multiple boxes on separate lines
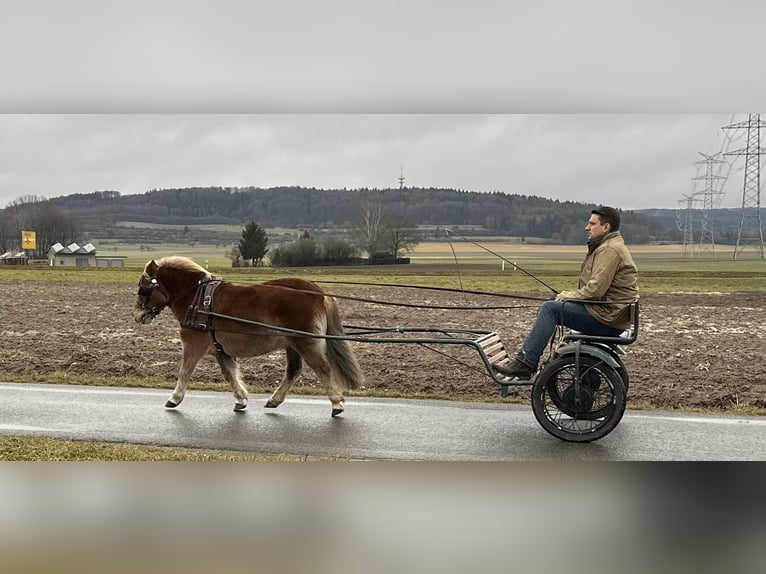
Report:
555,290,578,301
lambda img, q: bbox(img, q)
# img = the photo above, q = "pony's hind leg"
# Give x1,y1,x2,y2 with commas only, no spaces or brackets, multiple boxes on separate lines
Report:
214,351,248,412
299,342,346,417
265,348,302,410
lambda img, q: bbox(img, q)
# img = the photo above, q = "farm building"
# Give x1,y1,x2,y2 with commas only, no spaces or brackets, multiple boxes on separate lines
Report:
48,242,97,267
0,251,29,265
47,242,126,268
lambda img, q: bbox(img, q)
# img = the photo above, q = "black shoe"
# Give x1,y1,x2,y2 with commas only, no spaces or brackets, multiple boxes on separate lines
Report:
493,360,535,380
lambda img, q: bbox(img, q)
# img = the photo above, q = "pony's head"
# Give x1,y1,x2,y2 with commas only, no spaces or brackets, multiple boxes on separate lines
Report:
133,259,167,324
132,257,211,325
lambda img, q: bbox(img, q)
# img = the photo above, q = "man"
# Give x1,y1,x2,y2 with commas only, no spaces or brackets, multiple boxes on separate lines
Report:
494,205,639,380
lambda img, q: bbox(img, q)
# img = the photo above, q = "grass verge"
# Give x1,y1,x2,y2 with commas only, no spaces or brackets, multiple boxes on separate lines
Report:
0,435,340,461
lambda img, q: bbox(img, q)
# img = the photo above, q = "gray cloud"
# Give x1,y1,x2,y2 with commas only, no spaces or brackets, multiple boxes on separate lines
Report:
0,114,750,211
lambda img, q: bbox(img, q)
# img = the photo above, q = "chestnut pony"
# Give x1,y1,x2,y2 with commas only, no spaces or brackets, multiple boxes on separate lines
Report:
132,256,364,416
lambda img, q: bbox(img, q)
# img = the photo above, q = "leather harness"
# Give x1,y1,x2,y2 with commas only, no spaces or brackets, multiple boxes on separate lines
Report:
181,279,226,355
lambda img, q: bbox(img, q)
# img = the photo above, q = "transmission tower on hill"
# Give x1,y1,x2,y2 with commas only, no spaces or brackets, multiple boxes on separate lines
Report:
722,114,766,259
692,152,727,257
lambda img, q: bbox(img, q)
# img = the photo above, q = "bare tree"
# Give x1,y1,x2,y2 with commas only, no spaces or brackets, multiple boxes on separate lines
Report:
380,213,420,257
351,202,386,256
0,196,84,257
320,238,359,265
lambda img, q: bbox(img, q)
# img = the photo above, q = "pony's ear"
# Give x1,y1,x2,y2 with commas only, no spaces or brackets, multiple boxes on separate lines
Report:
146,259,159,275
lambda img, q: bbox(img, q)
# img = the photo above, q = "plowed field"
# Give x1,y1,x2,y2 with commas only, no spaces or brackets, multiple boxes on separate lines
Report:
2,280,764,412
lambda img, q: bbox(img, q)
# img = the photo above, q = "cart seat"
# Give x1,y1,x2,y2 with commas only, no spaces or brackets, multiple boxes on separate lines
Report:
562,301,639,346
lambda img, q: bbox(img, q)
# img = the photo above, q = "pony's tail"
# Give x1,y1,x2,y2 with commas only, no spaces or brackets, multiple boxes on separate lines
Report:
324,296,364,390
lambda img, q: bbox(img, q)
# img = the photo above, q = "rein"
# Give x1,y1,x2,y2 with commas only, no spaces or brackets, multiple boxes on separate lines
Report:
309,280,549,310
224,279,549,310
140,245,556,316
312,280,548,301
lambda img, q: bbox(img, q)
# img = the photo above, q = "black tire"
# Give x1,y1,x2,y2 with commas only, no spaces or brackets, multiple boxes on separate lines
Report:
531,355,626,443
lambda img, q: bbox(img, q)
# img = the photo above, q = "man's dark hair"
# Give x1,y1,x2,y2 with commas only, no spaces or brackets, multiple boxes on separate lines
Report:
592,205,620,231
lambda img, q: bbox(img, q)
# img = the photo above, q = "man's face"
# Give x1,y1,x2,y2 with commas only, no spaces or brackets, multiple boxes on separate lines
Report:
585,214,610,240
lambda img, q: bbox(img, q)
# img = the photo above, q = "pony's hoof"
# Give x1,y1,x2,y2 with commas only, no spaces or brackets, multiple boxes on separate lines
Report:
264,400,278,409
165,401,178,409
234,403,247,412
331,408,344,417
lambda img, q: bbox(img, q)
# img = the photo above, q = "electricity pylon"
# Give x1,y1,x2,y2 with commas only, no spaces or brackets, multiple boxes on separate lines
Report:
723,114,766,259
692,152,727,257
677,194,700,257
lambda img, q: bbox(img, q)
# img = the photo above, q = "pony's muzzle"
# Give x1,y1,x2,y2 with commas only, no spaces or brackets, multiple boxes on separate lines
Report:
135,310,155,325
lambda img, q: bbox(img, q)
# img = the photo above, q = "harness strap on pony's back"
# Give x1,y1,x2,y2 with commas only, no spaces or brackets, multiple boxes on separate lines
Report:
181,279,227,355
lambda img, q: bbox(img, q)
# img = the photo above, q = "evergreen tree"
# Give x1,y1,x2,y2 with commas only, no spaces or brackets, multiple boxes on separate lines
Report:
239,221,269,266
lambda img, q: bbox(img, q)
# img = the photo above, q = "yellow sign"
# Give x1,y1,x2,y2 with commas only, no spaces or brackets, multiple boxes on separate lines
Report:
22,231,36,250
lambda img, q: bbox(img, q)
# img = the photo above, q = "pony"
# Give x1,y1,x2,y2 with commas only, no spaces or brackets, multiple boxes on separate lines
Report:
132,256,364,416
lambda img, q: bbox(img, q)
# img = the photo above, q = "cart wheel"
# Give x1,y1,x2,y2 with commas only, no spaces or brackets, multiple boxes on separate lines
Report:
531,355,626,442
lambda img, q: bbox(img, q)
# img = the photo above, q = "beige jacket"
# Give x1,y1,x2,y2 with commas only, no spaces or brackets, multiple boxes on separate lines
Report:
556,231,639,329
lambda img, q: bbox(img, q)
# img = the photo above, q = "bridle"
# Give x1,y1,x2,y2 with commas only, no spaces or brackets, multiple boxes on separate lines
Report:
136,272,168,318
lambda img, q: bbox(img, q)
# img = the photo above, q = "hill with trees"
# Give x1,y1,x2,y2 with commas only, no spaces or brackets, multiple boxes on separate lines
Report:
48,186,683,245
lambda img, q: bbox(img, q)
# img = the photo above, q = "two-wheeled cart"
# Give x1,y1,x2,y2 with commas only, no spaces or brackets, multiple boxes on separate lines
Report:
202,300,639,443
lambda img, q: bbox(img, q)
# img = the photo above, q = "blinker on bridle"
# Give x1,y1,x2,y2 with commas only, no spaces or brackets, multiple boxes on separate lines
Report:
137,276,157,297
137,274,165,315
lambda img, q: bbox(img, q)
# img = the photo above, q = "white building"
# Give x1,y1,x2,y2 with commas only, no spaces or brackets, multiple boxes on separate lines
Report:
47,242,125,268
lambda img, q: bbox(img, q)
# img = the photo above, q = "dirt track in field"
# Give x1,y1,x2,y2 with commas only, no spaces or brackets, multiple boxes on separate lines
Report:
1,280,764,412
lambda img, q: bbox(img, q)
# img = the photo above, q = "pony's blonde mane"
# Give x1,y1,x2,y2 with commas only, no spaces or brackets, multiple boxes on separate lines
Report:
154,256,212,279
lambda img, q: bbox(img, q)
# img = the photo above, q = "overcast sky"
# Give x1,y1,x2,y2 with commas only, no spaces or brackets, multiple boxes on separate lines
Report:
0,114,753,210
1,1,764,212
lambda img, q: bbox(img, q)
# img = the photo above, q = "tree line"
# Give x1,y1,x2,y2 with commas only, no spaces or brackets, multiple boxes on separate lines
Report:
6,187,763,257
0,196,84,258
50,186,677,244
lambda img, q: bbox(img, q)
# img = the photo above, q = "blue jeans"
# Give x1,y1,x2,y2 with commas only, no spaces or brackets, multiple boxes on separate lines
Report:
516,300,623,368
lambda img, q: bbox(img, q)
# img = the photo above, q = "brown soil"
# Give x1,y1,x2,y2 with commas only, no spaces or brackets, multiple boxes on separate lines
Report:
2,281,764,412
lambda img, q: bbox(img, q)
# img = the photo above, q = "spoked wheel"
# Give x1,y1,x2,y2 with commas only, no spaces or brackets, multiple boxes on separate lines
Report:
531,355,626,442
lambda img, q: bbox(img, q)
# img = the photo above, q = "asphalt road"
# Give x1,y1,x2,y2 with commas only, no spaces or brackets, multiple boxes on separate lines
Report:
1,382,764,460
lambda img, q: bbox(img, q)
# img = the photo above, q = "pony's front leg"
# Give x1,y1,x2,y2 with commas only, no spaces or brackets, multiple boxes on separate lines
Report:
166,333,208,409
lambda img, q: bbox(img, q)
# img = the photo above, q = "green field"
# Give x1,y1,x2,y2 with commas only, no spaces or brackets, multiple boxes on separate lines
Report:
7,241,765,294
